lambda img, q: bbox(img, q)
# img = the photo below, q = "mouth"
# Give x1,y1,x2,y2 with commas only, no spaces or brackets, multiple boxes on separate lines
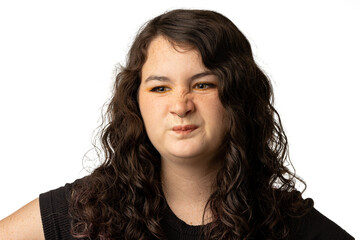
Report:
172,125,198,134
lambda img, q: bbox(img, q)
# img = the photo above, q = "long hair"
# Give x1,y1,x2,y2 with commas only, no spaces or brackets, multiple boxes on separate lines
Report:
69,9,313,240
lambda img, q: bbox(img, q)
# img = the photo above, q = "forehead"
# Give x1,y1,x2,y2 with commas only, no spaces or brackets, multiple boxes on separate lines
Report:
141,36,205,77
147,35,195,55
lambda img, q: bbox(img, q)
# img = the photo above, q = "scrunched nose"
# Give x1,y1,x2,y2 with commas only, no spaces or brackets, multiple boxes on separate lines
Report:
169,94,195,118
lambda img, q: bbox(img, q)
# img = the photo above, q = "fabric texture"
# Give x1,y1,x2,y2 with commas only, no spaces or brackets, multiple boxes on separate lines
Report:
39,182,354,240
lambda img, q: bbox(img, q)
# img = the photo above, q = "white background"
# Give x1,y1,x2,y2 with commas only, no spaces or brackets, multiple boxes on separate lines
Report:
0,0,359,238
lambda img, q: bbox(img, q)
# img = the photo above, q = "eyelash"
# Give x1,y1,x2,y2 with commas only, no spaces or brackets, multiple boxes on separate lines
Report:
193,82,216,90
150,86,171,92
150,83,216,92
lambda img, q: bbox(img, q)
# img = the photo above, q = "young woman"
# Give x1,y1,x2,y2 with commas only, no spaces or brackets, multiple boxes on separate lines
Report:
0,9,354,240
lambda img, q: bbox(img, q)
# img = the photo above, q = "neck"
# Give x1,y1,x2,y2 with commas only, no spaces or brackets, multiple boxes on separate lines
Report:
160,157,221,225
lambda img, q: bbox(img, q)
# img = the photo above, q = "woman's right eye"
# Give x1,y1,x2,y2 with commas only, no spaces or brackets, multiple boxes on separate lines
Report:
150,86,171,93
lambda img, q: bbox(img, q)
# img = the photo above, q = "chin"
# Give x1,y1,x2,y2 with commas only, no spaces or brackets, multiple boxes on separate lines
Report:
167,146,204,159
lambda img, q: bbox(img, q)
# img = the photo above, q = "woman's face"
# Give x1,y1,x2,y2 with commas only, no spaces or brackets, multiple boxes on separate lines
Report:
138,36,228,165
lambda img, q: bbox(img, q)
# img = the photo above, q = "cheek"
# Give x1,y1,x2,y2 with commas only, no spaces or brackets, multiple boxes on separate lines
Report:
139,95,166,129
201,95,225,119
209,100,229,134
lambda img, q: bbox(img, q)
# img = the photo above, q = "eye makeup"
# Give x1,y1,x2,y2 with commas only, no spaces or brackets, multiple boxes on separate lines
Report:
149,86,171,93
147,81,217,93
192,82,217,90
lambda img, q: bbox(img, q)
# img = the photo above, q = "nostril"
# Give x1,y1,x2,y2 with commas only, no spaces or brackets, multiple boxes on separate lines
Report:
170,95,195,118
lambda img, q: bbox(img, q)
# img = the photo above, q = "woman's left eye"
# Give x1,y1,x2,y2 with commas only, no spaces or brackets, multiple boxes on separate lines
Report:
193,83,216,90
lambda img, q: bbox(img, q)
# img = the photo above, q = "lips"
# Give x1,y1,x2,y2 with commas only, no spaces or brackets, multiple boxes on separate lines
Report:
172,125,198,134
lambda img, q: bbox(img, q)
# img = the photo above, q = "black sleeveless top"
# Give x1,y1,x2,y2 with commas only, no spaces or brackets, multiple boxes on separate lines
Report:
39,182,354,240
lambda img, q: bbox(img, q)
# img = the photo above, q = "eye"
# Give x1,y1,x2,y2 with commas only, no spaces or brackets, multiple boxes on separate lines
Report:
150,86,171,93
193,83,216,90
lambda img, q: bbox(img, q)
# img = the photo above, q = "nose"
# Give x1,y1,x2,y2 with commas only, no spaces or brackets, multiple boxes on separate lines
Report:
169,93,195,118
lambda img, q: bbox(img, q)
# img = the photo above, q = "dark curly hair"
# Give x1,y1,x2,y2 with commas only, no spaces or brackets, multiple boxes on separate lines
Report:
69,9,313,239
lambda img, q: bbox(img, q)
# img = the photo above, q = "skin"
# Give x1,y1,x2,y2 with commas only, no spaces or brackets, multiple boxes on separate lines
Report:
139,36,228,168
0,198,44,240
139,36,229,225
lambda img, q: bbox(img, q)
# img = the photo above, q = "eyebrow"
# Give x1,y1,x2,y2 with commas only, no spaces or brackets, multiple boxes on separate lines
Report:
144,71,213,83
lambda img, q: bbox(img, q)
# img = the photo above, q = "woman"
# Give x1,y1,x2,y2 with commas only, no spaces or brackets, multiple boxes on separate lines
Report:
0,9,354,240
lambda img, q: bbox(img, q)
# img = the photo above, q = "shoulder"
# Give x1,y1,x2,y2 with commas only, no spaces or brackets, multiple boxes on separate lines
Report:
39,181,77,240
289,203,354,240
0,198,44,240
0,182,77,240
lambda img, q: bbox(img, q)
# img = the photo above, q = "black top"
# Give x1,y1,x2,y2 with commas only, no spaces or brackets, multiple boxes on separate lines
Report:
39,182,354,240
